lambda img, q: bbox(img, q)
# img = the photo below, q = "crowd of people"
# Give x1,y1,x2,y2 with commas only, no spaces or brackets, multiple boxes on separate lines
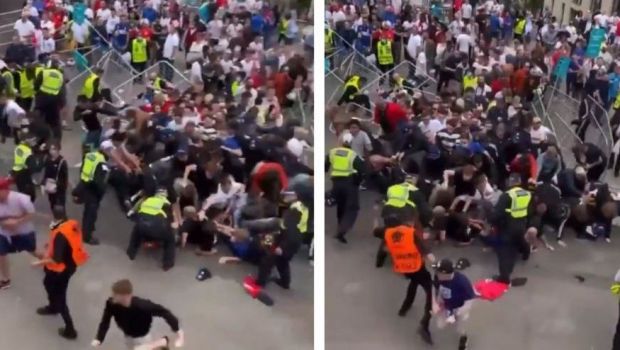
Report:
326,0,620,349
0,0,314,347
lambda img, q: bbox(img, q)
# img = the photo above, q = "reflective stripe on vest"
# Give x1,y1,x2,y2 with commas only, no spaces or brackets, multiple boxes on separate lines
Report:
80,151,105,182
290,201,309,233
12,144,32,171
45,219,89,273
505,187,531,218
377,40,394,65
329,147,356,177
138,195,170,217
132,38,148,63
19,70,35,98
384,225,422,274
40,69,63,96
325,29,334,50
463,75,478,90
81,73,98,99
344,75,361,92
385,183,417,208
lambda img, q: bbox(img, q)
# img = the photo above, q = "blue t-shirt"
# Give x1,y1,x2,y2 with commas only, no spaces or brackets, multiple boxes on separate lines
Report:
251,14,265,34
112,22,129,49
437,272,476,311
357,24,371,49
142,7,158,24
609,73,620,103
489,15,500,32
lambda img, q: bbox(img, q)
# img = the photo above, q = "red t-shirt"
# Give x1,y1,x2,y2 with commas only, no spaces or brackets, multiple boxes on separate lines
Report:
616,22,620,36
374,102,408,132
140,27,153,41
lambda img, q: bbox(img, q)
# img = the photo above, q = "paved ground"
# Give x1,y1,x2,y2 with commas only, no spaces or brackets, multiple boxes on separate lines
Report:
0,5,313,349
324,67,620,350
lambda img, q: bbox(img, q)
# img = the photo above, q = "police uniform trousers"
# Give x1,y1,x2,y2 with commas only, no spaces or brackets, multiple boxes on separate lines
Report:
331,177,360,238
256,250,293,288
401,266,433,330
15,97,33,111
43,267,76,332
81,184,102,242
35,93,62,141
495,229,530,284
127,214,175,269
12,169,35,202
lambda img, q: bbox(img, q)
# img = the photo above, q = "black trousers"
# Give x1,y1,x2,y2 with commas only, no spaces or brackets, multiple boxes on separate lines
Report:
402,267,433,330
81,187,101,242
35,93,62,142
614,299,620,350
331,178,360,238
495,231,530,284
15,97,33,111
131,62,146,82
47,189,66,211
256,253,292,288
13,171,35,202
127,216,175,269
108,168,130,211
43,268,75,331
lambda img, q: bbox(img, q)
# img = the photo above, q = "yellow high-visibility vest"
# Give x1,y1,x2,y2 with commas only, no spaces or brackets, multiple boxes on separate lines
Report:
12,144,32,172
325,29,334,51
344,75,361,92
138,195,170,218
385,183,418,208
377,40,394,65
2,70,16,97
131,38,148,63
505,187,531,218
287,201,309,234
514,19,526,35
329,147,357,177
39,69,63,96
463,75,478,90
80,151,105,182
19,70,35,98
81,73,99,99
278,18,289,35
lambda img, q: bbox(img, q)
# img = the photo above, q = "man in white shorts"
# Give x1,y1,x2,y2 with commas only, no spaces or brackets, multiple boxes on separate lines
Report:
0,176,41,290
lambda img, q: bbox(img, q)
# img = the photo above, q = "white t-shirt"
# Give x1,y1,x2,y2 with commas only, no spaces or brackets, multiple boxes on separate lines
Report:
71,21,90,44
207,19,224,39
5,100,25,128
406,34,422,59
530,126,551,145
40,19,55,35
456,33,474,53
226,23,243,38
0,191,35,236
106,15,120,34
40,37,55,54
14,19,35,39
461,3,472,19
163,33,180,59
332,10,346,23
97,8,111,21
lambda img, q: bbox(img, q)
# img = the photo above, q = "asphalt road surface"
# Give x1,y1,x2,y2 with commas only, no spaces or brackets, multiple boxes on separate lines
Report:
0,9,314,349
324,60,620,350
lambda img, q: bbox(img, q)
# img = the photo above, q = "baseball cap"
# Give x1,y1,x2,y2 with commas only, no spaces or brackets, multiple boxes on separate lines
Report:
436,259,454,274
0,177,12,190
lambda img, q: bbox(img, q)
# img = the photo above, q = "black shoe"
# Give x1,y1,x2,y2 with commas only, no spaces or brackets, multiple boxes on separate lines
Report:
162,264,174,271
397,307,409,317
36,306,58,316
272,278,290,290
335,235,348,244
58,327,77,340
510,277,528,287
417,326,433,345
458,335,468,350
84,237,100,245
0,279,11,290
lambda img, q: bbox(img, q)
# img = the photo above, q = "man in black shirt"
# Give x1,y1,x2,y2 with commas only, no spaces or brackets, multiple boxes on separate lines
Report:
91,279,184,348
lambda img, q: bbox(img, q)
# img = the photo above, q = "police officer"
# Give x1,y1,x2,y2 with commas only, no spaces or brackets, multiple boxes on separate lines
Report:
11,133,39,201
32,205,88,340
491,172,534,286
1,62,17,98
130,33,149,82
325,27,336,68
81,67,103,102
255,198,307,289
15,61,38,110
75,145,108,245
514,14,526,42
34,59,64,141
383,213,436,344
326,133,365,243
337,74,371,110
376,37,394,82
127,187,176,270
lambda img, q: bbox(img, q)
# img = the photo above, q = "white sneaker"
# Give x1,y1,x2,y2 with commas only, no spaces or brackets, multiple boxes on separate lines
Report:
606,238,612,243
557,240,567,248
585,226,594,236
73,162,82,168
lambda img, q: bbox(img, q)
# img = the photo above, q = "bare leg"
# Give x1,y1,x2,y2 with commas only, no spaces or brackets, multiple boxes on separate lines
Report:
0,255,10,280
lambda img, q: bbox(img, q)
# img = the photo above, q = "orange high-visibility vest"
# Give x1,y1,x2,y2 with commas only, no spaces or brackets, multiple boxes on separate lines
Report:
45,220,89,273
384,225,422,274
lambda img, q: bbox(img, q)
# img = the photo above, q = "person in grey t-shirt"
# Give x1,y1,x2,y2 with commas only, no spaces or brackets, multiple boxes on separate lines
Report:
340,119,373,158
0,177,41,290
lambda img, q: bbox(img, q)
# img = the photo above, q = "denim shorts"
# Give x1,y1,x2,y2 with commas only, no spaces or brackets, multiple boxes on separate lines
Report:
0,232,36,255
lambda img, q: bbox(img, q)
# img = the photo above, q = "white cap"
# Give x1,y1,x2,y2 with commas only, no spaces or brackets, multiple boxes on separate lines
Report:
341,132,354,144
287,138,304,158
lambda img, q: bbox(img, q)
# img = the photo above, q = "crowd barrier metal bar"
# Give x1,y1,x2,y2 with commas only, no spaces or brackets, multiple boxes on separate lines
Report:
110,60,192,102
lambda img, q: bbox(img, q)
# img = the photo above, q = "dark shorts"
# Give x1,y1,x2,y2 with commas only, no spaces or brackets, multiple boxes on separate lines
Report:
0,232,36,255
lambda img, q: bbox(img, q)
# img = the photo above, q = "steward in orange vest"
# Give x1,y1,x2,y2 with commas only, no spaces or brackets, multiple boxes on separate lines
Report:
32,206,89,340
383,223,436,345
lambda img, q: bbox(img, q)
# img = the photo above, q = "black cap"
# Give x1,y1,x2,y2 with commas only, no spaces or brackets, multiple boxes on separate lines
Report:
436,259,454,274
